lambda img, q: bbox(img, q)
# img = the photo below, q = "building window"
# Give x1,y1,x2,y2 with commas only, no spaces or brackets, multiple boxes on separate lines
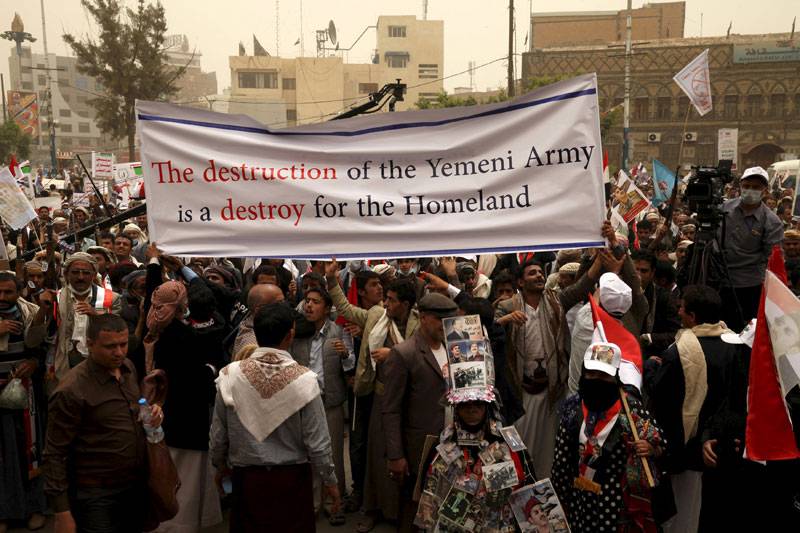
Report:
418,64,439,79
63,94,71,103
77,110,90,118
770,93,786,117
22,82,33,90
724,95,738,119
286,109,297,124
419,92,439,102
656,97,671,120
59,109,71,118
388,26,407,38
76,77,88,90
78,123,90,133
60,138,72,146
37,75,47,86
387,55,408,69
795,93,800,115
358,83,378,94
238,71,278,89
633,97,649,121
282,77,296,90
745,95,762,117
60,124,72,133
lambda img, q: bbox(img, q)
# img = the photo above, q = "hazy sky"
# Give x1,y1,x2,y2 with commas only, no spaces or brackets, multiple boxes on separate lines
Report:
1,0,797,98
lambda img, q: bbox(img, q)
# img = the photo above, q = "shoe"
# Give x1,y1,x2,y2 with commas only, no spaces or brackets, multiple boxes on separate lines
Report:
27,513,46,531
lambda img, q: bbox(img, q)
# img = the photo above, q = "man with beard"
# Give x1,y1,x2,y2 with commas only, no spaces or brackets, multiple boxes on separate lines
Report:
52,253,121,386
553,342,663,532
783,229,800,272
0,272,50,532
495,247,604,479
113,234,140,266
87,246,114,290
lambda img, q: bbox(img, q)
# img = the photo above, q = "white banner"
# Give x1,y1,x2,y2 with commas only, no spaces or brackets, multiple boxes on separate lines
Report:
0,166,37,229
717,128,738,170
674,49,713,116
137,74,606,259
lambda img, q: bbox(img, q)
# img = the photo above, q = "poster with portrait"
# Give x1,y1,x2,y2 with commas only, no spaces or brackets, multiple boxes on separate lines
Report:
510,479,570,533
444,314,496,401
443,314,483,343
610,170,650,228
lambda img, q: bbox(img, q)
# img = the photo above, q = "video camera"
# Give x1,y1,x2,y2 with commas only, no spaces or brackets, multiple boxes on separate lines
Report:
683,160,734,240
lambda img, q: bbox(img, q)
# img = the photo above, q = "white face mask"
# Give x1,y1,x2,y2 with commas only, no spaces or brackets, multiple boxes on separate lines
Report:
740,189,763,205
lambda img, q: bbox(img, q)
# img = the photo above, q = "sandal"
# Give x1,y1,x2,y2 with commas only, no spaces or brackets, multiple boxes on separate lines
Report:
355,514,375,533
328,511,346,527
344,493,361,513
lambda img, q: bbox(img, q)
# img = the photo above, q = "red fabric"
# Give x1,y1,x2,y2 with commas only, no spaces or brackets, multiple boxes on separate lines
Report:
588,294,643,375
579,400,622,478
334,274,361,327
745,246,800,460
9,154,18,176
633,220,640,250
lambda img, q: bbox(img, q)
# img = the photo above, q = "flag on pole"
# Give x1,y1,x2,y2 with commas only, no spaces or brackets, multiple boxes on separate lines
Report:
602,150,610,184
589,294,643,392
673,49,713,116
651,159,675,207
8,155,18,177
745,246,800,461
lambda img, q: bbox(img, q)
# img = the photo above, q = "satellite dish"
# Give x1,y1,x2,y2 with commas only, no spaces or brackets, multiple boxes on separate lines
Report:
328,20,338,46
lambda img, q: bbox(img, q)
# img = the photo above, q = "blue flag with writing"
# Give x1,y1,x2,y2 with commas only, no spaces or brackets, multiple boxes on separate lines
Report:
651,159,675,207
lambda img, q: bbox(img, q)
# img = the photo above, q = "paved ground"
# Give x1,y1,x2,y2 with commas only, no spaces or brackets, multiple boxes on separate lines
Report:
9,511,396,533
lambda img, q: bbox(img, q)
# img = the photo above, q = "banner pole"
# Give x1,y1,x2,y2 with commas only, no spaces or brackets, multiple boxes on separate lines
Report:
677,104,692,170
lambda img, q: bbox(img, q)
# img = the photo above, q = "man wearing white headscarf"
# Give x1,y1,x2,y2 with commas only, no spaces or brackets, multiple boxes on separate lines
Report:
52,252,121,385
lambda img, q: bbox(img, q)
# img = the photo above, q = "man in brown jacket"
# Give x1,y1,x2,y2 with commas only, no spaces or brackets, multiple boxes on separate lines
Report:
382,293,458,532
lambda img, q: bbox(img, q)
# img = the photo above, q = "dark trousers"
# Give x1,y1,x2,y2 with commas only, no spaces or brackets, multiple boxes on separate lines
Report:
70,483,145,533
348,391,372,504
230,463,314,533
720,284,761,331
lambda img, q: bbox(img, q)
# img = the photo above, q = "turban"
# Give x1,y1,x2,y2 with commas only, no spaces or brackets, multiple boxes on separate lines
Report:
203,265,238,289
147,281,187,337
64,252,98,272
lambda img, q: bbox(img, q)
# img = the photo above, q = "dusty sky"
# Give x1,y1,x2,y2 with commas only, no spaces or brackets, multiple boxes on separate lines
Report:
1,0,797,98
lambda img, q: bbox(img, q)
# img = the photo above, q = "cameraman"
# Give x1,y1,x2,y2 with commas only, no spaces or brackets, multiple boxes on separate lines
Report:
721,166,783,330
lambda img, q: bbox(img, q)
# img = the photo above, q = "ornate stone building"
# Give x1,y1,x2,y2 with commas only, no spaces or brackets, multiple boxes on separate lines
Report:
522,32,800,171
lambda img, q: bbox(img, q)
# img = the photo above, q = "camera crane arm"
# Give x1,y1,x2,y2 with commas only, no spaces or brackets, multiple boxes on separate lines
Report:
331,80,406,121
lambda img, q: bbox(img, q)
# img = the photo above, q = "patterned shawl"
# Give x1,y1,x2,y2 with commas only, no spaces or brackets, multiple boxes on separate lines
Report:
216,347,320,441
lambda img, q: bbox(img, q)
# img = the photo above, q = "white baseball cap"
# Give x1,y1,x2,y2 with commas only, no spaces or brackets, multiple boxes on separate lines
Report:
741,166,769,185
583,342,622,377
721,319,757,348
599,272,632,317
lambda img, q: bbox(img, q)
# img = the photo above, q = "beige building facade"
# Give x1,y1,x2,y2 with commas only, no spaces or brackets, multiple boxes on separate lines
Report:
228,15,444,127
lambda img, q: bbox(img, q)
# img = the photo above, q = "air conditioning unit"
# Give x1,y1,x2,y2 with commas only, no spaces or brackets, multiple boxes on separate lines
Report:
684,131,698,142
647,132,661,143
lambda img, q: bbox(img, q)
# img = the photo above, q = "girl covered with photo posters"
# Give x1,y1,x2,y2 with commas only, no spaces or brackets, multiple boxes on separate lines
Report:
552,341,664,533
413,387,536,532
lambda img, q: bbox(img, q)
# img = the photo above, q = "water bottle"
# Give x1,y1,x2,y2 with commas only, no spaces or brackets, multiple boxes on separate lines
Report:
138,398,164,443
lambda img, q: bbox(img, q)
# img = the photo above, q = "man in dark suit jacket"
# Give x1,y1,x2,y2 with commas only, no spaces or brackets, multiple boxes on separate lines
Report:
382,293,458,533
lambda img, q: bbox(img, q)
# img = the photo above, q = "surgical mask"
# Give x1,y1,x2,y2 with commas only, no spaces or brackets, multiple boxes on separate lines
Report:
0,302,19,315
740,189,763,205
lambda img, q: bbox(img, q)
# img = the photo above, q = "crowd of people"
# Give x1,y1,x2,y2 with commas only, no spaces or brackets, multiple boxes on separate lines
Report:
0,162,798,532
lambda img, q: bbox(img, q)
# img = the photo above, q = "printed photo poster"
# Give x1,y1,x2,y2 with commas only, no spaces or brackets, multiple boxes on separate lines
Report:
510,479,571,533
0,166,37,229
611,170,650,228
443,314,495,400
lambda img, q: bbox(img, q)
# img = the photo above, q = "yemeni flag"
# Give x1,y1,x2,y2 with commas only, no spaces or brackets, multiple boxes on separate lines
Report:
589,294,643,391
8,154,18,177
745,246,800,460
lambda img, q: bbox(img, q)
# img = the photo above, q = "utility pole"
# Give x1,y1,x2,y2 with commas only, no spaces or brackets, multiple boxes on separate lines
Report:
40,0,57,173
529,0,534,52
507,0,515,97
622,0,632,172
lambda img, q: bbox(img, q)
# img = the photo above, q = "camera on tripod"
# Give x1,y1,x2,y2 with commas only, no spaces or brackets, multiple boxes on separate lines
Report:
683,159,734,240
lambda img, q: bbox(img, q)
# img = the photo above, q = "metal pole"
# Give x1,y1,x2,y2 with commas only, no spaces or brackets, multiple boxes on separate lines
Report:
622,0,632,172
1,73,6,122
529,0,534,52
508,0,515,97
40,0,57,173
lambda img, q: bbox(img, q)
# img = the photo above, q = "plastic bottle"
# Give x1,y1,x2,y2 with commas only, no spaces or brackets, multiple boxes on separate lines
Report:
138,398,165,443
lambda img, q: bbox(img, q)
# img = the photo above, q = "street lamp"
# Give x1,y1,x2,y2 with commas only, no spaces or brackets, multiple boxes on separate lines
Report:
1,13,37,91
